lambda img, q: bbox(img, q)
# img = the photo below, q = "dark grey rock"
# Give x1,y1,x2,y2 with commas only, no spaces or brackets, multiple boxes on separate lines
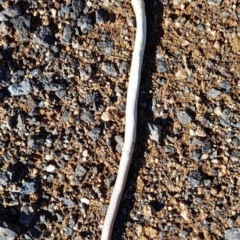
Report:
106,138,112,148
207,88,221,98
191,138,203,145
51,45,59,53
10,15,31,39
156,77,166,85
3,4,22,17
95,8,109,24
31,69,42,78
86,93,97,105
219,81,231,92
97,40,113,55
224,228,240,240
156,60,169,73
44,82,67,91
0,64,11,83
0,221,20,240
80,111,94,123
64,226,73,237
101,62,118,77
79,65,93,80
78,14,94,34
21,181,39,195
11,70,25,83
60,197,75,207
58,6,71,17
177,111,192,124
106,174,116,188
222,108,233,119
0,90,6,100
179,229,191,238
203,179,211,187
8,79,32,96
190,149,202,160
61,24,73,44
27,135,45,149
197,24,205,30
0,140,7,148
33,26,54,48
0,171,12,186
75,165,87,180
219,108,233,127
88,127,101,142
72,0,84,12
202,140,212,153
20,205,34,227
187,171,202,187
232,138,239,147
68,219,75,228
60,111,70,123
165,146,175,154
27,227,41,239
70,11,79,20
55,90,66,99
230,151,240,162
148,123,162,144
119,61,130,75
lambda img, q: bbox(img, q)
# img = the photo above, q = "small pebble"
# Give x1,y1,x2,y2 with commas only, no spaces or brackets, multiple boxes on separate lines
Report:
75,165,87,180
219,81,231,92
78,14,94,34
33,26,54,48
187,171,202,187
148,123,162,144
202,140,212,153
207,88,221,98
11,15,31,40
97,40,113,55
190,149,202,161
88,128,101,142
45,165,56,172
101,62,118,77
101,111,113,121
80,198,90,205
177,111,192,125
195,126,207,137
72,0,84,12
21,181,39,195
156,60,169,73
8,79,32,96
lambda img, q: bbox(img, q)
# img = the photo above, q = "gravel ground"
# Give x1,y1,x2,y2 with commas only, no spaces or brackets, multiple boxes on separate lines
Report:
0,0,240,239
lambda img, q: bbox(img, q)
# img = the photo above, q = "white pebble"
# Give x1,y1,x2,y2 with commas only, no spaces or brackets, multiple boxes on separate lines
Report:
80,198,90,205
45,164,56,172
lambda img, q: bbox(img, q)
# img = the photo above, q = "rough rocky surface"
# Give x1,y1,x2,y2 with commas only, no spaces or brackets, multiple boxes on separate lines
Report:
0,0,239,239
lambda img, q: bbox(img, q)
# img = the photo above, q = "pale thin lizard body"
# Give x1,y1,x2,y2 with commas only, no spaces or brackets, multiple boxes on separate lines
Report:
101,1,146,239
